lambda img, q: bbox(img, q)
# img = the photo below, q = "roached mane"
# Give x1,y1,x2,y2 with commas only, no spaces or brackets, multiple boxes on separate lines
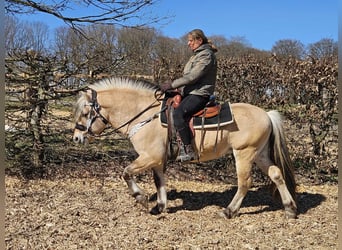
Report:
89,77,159,92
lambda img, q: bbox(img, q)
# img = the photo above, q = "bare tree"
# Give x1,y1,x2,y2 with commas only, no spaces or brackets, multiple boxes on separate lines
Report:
209,35,228,47
84,24,124,78
153,35,185,81
5,15,19,50
271,39,305,59
53,24,124,82
308,38,338,59
5,15,49,53
26,21,50,52
117,26,157,76
217,36,253,58
6,49,55,167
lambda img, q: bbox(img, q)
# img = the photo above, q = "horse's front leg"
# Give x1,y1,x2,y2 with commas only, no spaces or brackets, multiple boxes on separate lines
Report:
122,155,166,212
151,166,167,214
122,160,150,210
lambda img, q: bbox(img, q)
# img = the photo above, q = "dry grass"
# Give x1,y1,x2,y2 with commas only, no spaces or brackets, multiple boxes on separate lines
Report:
6,172,337,249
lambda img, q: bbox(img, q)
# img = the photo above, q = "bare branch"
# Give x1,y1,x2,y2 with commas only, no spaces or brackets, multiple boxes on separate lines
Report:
6,0,167,28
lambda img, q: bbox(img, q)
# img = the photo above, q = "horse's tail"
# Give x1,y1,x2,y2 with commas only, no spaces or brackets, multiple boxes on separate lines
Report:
267,110,297,202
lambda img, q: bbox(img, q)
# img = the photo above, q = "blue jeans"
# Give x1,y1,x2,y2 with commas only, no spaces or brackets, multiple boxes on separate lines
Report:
173,94,209,145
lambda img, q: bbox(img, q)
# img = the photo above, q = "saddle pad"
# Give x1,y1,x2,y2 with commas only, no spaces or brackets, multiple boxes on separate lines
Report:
160,102,234,129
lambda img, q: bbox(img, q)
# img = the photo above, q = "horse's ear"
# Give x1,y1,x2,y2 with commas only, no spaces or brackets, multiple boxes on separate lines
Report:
78,89,91,98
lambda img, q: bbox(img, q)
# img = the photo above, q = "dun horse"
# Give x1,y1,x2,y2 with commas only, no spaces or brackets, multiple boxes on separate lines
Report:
72,77,297,219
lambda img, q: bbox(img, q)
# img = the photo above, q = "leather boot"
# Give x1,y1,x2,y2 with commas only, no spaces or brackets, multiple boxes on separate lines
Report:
176,144,197,162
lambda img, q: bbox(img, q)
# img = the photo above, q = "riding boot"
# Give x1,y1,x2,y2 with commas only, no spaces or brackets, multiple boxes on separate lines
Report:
176,143,197,162
175,133,185,160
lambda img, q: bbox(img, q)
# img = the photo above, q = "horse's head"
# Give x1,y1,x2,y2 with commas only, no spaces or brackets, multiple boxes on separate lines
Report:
73,89,108,144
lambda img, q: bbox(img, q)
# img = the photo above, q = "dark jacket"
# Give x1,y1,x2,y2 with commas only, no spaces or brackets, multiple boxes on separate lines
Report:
171,43,217,97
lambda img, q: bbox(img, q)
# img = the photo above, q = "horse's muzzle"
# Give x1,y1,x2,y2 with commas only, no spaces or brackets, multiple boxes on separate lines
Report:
73,131,94,145
73,133,84,144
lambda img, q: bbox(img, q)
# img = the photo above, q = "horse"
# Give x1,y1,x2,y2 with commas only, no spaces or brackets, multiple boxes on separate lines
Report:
72,77,297,219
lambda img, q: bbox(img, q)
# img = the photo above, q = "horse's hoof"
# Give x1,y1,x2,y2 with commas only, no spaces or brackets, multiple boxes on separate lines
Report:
135,194,149,210
218,208,238,219
217,210,227,218
150,203,167,215
285,208,297,219
150,205,161,215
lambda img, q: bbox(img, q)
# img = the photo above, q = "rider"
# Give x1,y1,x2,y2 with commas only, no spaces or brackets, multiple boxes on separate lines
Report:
161,29,218,162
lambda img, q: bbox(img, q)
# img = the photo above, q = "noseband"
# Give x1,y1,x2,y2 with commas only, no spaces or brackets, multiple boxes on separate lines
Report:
75,89,108,135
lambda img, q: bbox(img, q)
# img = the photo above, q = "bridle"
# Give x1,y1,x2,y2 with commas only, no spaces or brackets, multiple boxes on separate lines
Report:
75,89,109,136
75,88,165,137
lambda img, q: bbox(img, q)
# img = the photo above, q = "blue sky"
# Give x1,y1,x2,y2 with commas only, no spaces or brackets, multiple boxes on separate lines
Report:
18,0,338,51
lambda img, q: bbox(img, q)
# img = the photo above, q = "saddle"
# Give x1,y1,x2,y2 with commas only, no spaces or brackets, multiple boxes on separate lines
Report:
166,93,221,119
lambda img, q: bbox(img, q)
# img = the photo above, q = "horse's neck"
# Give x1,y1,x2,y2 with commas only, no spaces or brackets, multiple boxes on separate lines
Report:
99,88,158,129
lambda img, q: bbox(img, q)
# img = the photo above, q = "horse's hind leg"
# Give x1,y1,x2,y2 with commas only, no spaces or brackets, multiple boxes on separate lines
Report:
222,148,254,219
255,149,297,219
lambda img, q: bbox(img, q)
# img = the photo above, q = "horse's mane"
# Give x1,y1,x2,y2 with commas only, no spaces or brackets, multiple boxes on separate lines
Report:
89,77,159,92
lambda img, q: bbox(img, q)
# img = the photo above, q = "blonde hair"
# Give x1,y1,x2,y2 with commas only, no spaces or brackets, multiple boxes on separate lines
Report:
188,29,218,52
